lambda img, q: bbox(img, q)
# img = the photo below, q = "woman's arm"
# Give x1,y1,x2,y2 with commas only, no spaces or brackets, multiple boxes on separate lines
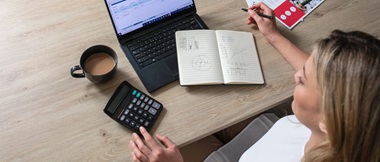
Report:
247,2,309,70
266,33,309,70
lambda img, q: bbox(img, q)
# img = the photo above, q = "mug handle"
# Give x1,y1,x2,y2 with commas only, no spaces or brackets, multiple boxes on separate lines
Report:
70,65,85,78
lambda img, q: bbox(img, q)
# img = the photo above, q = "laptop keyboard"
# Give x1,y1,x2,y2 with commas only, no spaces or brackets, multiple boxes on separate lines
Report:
127,17,202,68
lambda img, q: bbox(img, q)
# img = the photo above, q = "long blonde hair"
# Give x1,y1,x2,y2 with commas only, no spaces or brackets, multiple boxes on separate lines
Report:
304,30,380,162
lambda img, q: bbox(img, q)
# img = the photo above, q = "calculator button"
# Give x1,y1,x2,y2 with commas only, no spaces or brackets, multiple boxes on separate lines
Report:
138,109,143,115
120,115,126,121
128,104,133,109
128,113,134,118
136,100,141,106
124,109,130,115
124,118,131,124
148,99,153,105
152,102,161,109
144,105,150,111
148,108,157,115
136,92,141,98
132,90,137,96
140,103,146,108
139,118,145,124
135,124,141,130
147,115,153,121
142,113,148,118
134,116,139,121
130,121,136,127
144,121,150,127
132,98,137,103
132,107,138,112
140,94,145,100
144,97,149,103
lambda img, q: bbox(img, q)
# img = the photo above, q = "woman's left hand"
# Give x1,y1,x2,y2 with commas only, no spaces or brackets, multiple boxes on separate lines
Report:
130,127,184,162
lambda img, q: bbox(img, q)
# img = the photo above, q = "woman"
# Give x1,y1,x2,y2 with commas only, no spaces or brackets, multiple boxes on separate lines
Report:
129,2,380,162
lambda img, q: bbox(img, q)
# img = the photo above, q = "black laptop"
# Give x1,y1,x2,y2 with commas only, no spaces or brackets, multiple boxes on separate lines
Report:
104,0,208,92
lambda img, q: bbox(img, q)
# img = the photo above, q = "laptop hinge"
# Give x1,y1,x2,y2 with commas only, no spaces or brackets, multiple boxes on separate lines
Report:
123,37,133,43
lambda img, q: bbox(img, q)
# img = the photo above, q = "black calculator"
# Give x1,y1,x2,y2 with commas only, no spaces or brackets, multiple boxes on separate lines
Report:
103,81,163,135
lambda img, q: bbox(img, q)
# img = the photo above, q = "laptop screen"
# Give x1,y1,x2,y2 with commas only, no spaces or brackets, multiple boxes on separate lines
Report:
106,0,195,36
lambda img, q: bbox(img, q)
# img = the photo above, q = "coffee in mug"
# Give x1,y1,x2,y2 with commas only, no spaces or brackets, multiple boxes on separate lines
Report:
84,53,115,75
70,45,118,83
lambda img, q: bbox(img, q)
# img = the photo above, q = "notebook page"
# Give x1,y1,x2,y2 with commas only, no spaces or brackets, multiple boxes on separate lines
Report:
176,30,224,85
215,30,264,84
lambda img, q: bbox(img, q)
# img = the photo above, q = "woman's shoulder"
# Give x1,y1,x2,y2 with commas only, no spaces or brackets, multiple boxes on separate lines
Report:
239,115,311,162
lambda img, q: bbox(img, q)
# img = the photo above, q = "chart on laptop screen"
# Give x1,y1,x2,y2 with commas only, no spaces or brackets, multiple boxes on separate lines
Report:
107,0,194,36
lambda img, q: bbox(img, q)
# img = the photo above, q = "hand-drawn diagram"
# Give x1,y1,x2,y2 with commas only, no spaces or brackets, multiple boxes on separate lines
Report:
192,55,212,71
178,36,199,51
221,35,235,43
219,35,249,77
227,68,248,76
227,48,246,62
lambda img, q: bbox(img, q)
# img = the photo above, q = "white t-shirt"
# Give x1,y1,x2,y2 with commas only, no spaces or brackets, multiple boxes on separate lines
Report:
239,115,311,162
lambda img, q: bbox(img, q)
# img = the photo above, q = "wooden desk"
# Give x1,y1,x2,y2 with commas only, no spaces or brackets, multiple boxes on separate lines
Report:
1,0,378,161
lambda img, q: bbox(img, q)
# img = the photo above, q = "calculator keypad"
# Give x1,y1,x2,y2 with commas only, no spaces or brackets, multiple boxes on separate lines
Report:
119,89,162,134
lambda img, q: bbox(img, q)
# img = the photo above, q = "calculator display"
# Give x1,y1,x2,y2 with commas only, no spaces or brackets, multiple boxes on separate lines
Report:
106,85,129,114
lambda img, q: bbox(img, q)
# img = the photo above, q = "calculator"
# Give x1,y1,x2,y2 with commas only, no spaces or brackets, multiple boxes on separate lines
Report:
103,81,163,135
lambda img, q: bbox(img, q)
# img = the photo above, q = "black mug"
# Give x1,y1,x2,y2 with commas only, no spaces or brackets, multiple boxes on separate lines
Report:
70,45,118,83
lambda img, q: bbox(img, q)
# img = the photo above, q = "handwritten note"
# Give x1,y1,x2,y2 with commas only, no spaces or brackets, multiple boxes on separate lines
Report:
216,30,263,83
176,30,224,85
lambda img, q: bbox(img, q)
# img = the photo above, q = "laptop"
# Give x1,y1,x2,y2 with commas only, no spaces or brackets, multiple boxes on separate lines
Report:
104,0,208,92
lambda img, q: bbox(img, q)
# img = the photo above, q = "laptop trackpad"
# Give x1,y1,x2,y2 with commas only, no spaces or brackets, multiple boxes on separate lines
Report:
165,57,179,77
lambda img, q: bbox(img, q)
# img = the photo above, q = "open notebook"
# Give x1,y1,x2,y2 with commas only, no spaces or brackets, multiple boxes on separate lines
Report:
175,30,264,86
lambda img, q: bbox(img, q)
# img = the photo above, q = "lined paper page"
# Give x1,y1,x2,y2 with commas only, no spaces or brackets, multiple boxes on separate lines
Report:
215,30,264,84
176,30,224,85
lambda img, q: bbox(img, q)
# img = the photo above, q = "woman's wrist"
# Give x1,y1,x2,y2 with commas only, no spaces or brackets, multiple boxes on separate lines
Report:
263,30,283,46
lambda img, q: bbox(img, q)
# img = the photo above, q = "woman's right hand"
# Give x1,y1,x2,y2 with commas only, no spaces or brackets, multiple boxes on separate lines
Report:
130,127,184,162
247,2,279,42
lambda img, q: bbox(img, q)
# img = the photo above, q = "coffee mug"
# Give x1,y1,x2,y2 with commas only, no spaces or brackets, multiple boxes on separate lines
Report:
70,45,118,83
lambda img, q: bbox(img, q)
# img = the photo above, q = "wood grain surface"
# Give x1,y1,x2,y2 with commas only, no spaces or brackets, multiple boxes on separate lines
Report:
0,0,379,161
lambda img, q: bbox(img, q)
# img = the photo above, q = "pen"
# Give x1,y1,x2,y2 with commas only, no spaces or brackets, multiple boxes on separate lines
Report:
241,8,274,19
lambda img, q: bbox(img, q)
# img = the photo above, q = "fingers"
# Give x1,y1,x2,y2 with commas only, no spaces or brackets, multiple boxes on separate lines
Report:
247,2,271,25
250,2,272,15
248,10,264,24
247,2,275,29
156,134,177,149
130,127,183,162
132,133,153,156
130,140,149,161
140,127,163,150
131,152,141,162
130,127,159,162
247,16,256,25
